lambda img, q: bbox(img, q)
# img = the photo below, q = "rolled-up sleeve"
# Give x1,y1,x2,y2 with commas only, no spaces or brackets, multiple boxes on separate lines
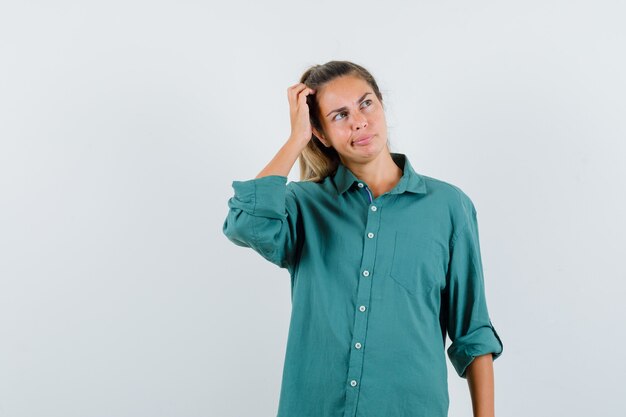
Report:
222,175,301,274
444,196,503,379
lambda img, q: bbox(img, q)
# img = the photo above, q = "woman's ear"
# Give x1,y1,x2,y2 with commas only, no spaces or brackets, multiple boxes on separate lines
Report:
312,127,330,148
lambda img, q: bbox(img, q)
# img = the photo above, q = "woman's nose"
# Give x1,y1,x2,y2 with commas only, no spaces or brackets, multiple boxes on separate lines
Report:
353,113,368,130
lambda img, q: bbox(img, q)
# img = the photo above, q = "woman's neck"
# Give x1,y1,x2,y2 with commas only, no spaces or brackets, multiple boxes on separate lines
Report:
343,152,403,199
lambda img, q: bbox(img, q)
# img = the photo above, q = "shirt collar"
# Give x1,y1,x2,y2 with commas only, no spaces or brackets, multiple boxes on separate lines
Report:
332,152,427,196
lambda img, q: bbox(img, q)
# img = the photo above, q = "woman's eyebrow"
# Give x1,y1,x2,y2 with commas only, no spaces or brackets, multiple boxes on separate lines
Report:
326,92,372,117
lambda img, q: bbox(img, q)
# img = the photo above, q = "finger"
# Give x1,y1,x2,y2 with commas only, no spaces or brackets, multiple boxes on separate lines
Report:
288,84,305,105
296,86,315,99
289,84,312,106
289,83,308,98
297,87,315,105
288,83,307,95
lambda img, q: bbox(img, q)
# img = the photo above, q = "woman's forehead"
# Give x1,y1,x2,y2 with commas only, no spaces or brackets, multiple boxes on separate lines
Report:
317,76,372,108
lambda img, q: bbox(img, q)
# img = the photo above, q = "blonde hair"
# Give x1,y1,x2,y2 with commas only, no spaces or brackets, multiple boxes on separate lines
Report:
297,61,386,182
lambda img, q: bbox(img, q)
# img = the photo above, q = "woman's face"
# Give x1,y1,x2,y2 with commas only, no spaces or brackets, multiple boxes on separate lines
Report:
313,74,387,163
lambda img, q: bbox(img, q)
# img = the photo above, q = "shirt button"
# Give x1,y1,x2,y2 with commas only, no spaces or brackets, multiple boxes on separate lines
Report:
359,305,366,312
355,342,362,349
357,182,364,188
367,232,374,238
362,270,370,277
350,380,358,387
371,205,377,212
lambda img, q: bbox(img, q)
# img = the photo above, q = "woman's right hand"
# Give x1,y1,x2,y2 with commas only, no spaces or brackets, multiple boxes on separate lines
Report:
287,83,316,144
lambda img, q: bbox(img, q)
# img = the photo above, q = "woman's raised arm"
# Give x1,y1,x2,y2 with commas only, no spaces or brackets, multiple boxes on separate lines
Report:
255,83,315,178
221,83,316,274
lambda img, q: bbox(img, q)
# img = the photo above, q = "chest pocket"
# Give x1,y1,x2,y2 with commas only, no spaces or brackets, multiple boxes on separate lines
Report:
389,230,443,295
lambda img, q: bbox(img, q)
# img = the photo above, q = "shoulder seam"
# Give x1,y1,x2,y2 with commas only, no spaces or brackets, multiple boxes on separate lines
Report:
450,185,476,248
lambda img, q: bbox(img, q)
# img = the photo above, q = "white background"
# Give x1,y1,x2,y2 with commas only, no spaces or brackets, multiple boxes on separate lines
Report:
1,1,625,416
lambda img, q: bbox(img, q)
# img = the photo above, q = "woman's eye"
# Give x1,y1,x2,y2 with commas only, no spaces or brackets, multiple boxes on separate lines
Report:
333,101,372,121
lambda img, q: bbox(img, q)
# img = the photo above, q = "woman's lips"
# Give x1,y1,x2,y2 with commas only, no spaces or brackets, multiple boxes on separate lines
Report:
353,135,373,146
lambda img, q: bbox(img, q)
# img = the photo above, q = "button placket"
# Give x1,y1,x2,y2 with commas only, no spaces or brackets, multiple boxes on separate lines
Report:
357,181,374,204
343,187,382,417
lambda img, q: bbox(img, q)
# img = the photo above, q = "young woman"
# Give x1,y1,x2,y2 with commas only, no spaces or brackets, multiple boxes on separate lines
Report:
222,61,503,417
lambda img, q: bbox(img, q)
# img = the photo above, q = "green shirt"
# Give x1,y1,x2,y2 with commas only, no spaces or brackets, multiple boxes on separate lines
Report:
222,152,503,417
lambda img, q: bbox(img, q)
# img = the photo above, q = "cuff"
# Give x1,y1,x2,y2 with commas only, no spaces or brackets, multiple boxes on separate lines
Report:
447,320,503,379
230,175,288,219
